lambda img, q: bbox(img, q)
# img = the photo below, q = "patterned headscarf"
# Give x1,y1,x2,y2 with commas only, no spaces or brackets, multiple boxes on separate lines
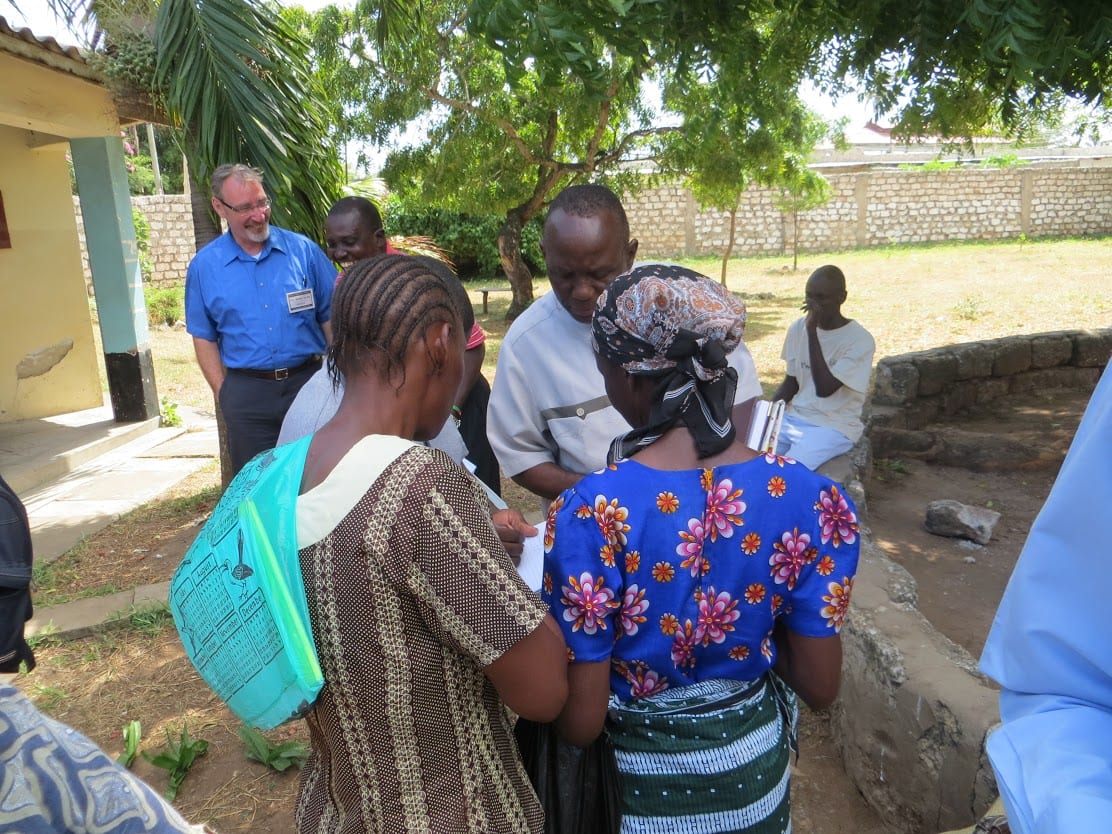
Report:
593,264,747,463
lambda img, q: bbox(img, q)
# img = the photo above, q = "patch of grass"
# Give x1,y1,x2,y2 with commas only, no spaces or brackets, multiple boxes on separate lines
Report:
111,602,174,636
953,295,985,321
31,683,68,712
25,623,62,651
143,724,209,801
873,458,912,482
32,555,123,605
36,464,219,603
239,725,309,772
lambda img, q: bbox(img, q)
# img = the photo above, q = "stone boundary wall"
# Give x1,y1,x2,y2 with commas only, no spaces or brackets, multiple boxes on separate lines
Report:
626,160,1112,258
74,194,193,290
831,328,1112,833
73,161,1111,287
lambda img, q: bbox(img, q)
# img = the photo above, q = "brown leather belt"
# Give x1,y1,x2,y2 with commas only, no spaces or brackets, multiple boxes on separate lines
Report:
227,355,321,381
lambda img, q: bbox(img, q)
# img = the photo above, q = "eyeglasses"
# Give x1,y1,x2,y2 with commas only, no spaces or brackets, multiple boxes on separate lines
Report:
216,196,272,215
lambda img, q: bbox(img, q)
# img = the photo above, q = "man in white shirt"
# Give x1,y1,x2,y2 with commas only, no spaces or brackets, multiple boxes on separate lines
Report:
773,264,875,470
488,183,763,503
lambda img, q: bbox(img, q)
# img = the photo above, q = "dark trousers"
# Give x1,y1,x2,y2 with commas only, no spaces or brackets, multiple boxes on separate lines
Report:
460,374,501,497
219,362,318,475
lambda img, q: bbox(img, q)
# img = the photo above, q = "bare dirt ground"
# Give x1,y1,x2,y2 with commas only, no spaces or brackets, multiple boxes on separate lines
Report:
22,386,1091,833
866,388,1089,658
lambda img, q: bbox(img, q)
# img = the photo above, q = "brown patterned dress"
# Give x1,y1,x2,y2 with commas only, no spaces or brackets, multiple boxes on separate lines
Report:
294,439,548,833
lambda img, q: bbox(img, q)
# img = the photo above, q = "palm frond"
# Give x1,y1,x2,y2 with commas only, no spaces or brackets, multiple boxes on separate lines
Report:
154,0,342,238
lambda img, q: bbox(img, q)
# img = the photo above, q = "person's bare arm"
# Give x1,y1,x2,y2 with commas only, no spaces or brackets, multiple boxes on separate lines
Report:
320,320,333,346
192,337,225,398
455,344,485,411
485,614,569,722
772,375,799,404
512,462,583,502
555,661,611,747
805,314,844,398
772,622,843,710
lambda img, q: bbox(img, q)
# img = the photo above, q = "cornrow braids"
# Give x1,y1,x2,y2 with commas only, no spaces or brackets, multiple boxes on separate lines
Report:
411,255,475,333
328,254,462,390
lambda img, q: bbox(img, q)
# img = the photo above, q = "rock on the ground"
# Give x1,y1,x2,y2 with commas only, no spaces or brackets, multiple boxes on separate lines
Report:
924,499,1001,545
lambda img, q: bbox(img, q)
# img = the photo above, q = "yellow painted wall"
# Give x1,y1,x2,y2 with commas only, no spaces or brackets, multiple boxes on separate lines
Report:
0,124,102,421
0,52,117,137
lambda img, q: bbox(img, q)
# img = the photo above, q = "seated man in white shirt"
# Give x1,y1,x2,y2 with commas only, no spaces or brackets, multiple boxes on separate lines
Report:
487,183,763,504
772,264,875,470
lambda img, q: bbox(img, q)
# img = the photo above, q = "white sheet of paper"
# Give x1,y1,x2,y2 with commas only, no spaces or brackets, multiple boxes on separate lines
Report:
515,532,545,592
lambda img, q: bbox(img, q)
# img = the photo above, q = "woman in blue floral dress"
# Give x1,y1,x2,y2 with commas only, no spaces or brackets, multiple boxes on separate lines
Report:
543,264,860,834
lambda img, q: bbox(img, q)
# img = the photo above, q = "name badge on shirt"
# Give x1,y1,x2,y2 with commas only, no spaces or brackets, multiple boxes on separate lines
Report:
287,288,315,314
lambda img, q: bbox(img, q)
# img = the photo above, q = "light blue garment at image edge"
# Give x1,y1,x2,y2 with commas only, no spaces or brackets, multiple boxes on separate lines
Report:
979,364,1112,834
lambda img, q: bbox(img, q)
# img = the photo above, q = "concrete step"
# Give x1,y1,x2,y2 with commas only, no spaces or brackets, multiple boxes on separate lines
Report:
0,403,160,496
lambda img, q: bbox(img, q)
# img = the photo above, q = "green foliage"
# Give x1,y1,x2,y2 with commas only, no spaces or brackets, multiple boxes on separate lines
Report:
151,125,186,194
117,720,143,768
918,159,960,172
293,0,658,312
471,0,1110,141
118,603,173,637
143,285,184,326
238,725,310,772
25,624,61,652
953,295,986,321
980,153,1026,168
385,199,543,279
160,396,182,428
84,7,160,101
132,207,153,281
143,724,208,801
828,0,1110,138
154,0,343,238
32,684,68,712
127,155,157,195
774,168,834,271
873,458,912,482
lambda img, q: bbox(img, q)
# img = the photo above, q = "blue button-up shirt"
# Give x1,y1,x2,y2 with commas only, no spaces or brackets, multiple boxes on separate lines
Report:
185,225,337,370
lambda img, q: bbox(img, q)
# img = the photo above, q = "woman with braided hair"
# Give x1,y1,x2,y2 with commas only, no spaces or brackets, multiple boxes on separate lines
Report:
293,254,567,833
542,264,860,834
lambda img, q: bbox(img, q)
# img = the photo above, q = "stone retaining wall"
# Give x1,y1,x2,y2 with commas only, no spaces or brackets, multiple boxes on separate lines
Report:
833,328,1112,833
868,328,1112,463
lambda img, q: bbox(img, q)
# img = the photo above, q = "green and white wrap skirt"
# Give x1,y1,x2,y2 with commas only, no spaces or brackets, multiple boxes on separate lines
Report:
606,676,798,834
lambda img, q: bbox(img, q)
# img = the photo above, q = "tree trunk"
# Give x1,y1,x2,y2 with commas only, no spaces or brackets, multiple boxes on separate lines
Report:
188,163,221,251
721,204,739,286
792,210,800,271
497,206,535,320
186,161,231,485
145,123,163,195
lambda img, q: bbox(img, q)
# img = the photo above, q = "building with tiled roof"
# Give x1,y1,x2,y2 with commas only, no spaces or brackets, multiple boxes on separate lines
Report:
1,16,160,426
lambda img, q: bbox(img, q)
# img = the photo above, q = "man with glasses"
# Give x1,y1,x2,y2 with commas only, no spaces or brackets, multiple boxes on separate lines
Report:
185,163,337,474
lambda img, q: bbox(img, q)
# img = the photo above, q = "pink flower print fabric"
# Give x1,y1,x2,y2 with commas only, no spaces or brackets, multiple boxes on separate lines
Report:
543,455,860,701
